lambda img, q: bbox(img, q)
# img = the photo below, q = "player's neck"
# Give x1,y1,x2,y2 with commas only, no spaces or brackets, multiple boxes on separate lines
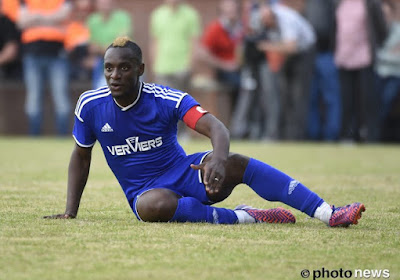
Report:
114,85,141,108
114,95,136,108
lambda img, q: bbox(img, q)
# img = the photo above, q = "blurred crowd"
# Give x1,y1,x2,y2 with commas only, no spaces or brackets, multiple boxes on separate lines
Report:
0,0,399,142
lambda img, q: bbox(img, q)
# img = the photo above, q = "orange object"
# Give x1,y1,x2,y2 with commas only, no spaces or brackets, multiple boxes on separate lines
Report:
266,51,286,72
20,0,67,44
1,0,20,22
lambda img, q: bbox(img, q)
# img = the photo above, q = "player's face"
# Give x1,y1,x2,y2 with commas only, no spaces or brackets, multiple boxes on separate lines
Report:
104,47,144,98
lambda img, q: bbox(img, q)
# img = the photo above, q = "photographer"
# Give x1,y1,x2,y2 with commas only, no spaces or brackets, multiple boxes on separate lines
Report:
231,1,282,140
232,1,315,141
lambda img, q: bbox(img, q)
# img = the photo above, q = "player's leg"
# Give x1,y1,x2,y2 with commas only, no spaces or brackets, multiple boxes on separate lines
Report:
198,153,296,224
133,152,242,224
135,187,294,224
135,188,239,224
135,152,294,224
212,152,365,227
135,188,180,222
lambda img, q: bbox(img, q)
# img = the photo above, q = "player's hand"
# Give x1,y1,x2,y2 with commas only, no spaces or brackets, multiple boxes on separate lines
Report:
43,213,76,219
190,158,226,194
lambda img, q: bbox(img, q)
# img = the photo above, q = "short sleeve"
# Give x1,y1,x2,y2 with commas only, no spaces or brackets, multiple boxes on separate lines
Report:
72,116,96,148
176,94,200,120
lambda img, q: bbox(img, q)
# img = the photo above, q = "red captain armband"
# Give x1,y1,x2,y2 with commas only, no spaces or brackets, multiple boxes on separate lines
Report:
183,106,208,129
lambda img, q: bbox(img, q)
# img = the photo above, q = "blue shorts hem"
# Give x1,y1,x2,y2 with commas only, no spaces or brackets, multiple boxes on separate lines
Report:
131,151,213,220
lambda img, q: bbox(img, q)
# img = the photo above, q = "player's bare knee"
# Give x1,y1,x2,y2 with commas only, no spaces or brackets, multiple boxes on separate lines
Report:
227,153,249,171
144,200,177,222
136,189,179,222
225,153,249,184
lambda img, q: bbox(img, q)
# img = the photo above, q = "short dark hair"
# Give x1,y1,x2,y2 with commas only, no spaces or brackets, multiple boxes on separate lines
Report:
106,36,143,63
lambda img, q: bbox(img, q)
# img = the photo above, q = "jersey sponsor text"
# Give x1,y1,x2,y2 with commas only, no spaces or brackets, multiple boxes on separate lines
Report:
107,136,163,156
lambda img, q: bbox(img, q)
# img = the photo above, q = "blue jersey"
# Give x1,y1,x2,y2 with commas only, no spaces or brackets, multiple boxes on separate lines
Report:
73,82,200,203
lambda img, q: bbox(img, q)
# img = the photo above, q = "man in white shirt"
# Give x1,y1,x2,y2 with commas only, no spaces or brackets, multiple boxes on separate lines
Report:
257,2,316,140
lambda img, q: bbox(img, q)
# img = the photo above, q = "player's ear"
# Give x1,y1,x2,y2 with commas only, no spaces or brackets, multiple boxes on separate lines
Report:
138,63,145,76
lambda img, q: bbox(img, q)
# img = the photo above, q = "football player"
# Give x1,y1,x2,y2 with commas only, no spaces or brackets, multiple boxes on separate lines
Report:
45,37,365,227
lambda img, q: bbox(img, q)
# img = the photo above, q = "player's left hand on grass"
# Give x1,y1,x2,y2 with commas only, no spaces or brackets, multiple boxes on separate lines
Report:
43,213,76,219
191,158,226,194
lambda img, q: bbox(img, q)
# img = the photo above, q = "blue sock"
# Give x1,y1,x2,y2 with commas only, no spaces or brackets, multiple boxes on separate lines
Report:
243,158,323,217
170,197,238,224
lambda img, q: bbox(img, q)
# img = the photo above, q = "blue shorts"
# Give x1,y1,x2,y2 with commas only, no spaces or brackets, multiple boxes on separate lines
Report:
131,151,212,220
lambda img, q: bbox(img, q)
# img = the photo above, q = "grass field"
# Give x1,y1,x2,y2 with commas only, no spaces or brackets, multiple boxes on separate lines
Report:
0,137,399,280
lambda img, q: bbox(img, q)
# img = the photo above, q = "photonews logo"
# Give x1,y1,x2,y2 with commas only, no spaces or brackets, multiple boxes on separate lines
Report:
301,268,390,279
107,136,163,156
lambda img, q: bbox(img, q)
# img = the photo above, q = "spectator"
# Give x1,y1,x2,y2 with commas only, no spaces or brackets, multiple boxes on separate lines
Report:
256,1,316,140
86,0,132,89
197,0,243,119
334,0,387,142
149,0,201,140
150,0,200,87
65,0,92,81
305,0,341,141
376,0,400,132
44,36,366,229
230,0,285,140
17,0,72,136
0,1,20,80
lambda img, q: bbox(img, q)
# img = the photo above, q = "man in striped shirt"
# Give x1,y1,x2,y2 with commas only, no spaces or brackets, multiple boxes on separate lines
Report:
44,37,365,227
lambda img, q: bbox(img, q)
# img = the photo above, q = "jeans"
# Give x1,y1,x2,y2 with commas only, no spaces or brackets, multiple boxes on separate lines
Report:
307,52,341,141
23,52,70,135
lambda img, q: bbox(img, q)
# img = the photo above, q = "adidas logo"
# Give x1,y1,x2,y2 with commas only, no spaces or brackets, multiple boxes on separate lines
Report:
288,180,299,195
212,209,219,224
101,123,114,132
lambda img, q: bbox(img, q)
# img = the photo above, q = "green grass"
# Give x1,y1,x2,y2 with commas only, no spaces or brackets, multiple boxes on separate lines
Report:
1,137,399,280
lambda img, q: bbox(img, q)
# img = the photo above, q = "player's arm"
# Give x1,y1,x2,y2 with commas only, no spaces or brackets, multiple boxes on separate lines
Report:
194,113,230,162
187,109,230,193
44,144,92,219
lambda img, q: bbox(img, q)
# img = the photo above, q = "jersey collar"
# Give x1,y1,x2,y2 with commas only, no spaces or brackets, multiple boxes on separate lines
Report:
113,82,143,111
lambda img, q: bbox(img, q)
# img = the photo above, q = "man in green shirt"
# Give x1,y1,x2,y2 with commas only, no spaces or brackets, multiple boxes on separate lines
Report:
150,0,200,88
87,0,132,89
